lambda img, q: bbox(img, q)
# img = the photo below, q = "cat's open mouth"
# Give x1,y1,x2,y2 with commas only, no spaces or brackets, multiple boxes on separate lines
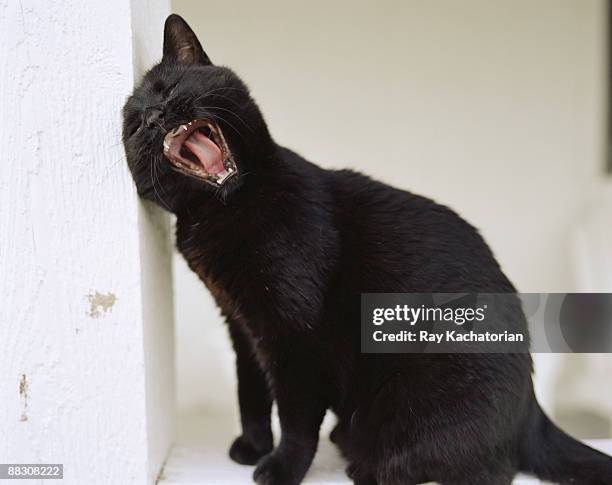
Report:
163,120,237,186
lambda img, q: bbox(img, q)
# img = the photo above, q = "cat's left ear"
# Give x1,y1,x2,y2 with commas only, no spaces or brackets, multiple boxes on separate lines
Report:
163,14,212,66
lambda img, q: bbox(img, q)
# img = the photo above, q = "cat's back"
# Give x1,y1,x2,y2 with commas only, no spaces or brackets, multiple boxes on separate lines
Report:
327,168,515,292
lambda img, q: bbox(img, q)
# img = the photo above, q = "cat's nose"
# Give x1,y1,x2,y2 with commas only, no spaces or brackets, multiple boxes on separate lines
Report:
145,107,164,128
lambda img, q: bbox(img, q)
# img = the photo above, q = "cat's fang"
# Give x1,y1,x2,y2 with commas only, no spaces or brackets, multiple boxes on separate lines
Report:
215,168,234,185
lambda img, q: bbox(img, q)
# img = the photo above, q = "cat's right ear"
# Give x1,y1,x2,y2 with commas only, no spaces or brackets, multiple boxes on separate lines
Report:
163,14,212,66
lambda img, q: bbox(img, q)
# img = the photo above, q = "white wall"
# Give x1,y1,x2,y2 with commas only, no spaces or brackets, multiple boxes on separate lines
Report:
170,0,609,427
0,1,174,483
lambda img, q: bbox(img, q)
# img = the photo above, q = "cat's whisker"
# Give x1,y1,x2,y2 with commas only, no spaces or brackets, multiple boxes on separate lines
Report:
214,188,228,207
190,86,249,104
191,90,247,111
207,112,247,142
199,105,255,134
150,155,172,212
153,156,172,210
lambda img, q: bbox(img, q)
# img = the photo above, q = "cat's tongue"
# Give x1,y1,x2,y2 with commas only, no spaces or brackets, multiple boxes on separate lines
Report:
184,130,225,175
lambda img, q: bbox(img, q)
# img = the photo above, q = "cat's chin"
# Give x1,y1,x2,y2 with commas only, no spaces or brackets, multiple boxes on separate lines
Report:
162,119,237,187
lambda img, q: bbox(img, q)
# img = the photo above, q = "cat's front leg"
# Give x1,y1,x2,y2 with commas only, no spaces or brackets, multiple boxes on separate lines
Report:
253,350,327,485
227,321,274,465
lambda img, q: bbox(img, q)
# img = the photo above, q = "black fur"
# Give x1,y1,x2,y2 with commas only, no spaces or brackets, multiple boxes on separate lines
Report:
122,14,612,485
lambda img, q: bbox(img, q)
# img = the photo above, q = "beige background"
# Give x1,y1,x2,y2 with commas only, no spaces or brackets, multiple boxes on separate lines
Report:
170,0,612,437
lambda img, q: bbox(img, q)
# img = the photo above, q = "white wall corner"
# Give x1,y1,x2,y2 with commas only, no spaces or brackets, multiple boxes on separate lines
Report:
128,1,176,483
0,1,174,484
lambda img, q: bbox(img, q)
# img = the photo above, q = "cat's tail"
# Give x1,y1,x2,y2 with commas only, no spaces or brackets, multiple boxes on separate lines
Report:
519,402,612,485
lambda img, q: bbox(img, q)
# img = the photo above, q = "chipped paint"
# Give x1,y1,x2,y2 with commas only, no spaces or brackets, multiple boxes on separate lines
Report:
87,291,117,318
19,374,28,422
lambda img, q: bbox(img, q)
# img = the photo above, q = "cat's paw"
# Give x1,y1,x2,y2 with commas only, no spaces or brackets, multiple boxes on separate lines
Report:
228,435,272,465
345,462,356,478
253,452,300,485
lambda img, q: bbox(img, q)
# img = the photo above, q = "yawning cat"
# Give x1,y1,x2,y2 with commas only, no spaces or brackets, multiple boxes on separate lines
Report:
122,14,612,485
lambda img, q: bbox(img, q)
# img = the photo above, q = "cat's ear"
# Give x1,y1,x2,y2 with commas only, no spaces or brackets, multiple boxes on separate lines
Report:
163,14,212,66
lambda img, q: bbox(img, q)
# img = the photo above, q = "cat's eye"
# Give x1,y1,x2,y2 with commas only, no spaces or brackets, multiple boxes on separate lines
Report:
152,80,166,93
126,122,140,138
164,81,179,98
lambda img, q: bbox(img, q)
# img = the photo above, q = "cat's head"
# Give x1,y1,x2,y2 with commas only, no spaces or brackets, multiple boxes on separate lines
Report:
122,14,270,212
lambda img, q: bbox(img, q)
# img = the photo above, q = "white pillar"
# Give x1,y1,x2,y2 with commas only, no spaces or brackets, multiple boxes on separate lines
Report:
0,1,174,484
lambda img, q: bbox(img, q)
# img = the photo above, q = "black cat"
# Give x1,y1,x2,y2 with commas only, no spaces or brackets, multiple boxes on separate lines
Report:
122,14,612,485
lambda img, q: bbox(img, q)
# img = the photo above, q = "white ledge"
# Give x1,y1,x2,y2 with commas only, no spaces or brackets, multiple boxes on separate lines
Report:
159,413,612,485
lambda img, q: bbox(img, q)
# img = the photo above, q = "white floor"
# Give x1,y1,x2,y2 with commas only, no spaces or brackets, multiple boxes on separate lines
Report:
159,412,612,485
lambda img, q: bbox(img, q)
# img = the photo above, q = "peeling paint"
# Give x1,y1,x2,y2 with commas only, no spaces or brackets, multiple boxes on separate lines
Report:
87,291,117,318
19,374,28,422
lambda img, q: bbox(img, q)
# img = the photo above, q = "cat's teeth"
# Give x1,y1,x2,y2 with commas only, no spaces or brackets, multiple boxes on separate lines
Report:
214,168,232,185
182,125,188,131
